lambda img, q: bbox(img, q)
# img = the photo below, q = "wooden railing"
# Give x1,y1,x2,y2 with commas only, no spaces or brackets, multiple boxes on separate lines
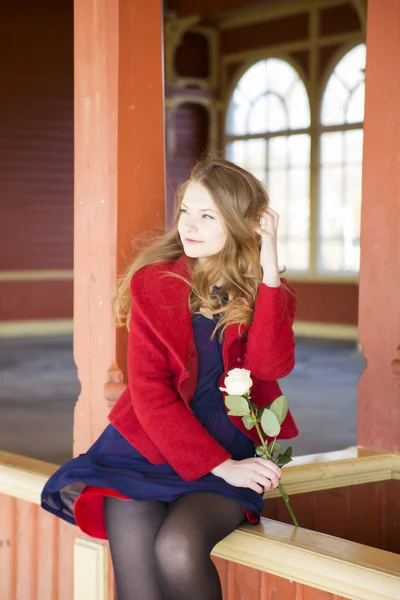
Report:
1,448,399,600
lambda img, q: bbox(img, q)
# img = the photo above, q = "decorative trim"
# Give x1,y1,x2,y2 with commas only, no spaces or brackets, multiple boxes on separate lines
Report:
0,270,73,282
0,319,73,337
293,320,358,340
74,537,108,600
216,0,352,30
164,16,200,86
164,19,219,90
213,519,400,600
266,447,396,498
285,273,359,282
0,451,57,505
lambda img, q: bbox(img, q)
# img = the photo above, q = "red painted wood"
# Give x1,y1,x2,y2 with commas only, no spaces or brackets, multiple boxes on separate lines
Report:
0,280,73,321
380,480,400,554
319,4,361,36
312,488,350,540
0,495,17,600
15,499,38,600
348,482,381,549
0,1,73,273
358,0,400,452
293,282,358,325
175,32,210,79
220,13,309,54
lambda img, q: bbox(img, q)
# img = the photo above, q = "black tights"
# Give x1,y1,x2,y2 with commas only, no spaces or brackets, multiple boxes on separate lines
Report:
104,492,246,600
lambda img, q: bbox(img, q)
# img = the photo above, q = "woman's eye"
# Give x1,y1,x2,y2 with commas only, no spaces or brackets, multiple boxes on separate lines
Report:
179,208,187,214
202,214,214,220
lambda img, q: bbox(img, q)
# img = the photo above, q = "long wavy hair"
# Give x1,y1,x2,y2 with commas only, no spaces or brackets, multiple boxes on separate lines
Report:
114,156,279,336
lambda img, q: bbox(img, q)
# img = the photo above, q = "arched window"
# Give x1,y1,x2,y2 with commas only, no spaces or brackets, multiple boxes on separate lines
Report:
226,59,311,271
319,44,366,273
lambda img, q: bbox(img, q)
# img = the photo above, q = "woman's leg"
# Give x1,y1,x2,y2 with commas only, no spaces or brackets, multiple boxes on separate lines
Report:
104,496,169,600
154,492,246,600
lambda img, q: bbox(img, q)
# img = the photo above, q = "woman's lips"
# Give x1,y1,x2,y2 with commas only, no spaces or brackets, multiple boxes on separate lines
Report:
185,238,203,244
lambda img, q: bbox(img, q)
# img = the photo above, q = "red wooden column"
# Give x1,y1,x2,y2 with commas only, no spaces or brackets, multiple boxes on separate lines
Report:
358,0,400,452
73,0,165,453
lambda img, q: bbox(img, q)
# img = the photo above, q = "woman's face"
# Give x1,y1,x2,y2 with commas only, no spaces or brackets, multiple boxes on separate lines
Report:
178,182,227,264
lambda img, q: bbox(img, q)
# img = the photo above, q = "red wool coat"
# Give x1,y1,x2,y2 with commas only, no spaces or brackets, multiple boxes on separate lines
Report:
108,255,299,481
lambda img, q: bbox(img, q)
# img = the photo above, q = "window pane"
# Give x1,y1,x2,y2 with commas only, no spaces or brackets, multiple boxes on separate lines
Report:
319,130,363,273
226,139,267,183
320,131,344,165
287,240,309,271
288,169,310,237
238,61,268,100
226,58,311,272
286,79,311,129
265,59,298,96
288,134,310,167
248,94,287,134
347,83,365,123
227,58,310,135
267,138,310,271
226,88,249,135
268,136,288,169
322,44,366,126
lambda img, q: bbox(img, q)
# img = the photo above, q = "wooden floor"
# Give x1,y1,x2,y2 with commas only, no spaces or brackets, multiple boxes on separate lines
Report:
0,335,364,463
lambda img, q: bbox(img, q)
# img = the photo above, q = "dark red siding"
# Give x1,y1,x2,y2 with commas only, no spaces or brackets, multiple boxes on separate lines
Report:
0,0,74,321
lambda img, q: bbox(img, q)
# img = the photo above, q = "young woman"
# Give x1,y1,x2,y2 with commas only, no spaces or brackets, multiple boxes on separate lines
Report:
41,157,298,600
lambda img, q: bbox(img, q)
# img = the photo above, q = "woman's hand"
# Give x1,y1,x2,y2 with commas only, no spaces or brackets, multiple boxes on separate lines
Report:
211,457,282,494
255,208,280,287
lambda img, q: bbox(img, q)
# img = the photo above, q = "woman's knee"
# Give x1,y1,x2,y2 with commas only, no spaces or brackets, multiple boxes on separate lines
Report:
154,525,208,577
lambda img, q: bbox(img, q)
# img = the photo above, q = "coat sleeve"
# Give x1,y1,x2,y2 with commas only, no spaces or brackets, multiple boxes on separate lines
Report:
126,282,232,482
243,279,296,380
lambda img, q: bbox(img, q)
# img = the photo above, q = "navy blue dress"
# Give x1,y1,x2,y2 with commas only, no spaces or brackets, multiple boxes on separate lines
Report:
41,313,264,539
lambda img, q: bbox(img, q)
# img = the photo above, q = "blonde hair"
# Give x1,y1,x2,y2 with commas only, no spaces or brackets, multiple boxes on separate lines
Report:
114,156,275,336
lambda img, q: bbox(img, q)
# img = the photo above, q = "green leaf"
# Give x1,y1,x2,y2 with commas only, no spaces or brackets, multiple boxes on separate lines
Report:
269,395,288,425
227,410,249,416
256,407,265,423
268,441,280,454
242,415,254,430
225,395,250,415
275,453,293,467
255,445,268,457
260,409,281,437
283,446,293,458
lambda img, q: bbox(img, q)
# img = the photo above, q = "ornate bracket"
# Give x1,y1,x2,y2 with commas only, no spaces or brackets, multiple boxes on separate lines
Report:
391,345,400,387
104,361,127,410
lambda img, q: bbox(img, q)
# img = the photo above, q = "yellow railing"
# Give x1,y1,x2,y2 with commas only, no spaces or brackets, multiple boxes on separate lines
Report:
1,448,399,600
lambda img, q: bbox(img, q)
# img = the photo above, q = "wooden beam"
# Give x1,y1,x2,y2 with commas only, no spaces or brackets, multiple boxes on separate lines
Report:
358,0,400,452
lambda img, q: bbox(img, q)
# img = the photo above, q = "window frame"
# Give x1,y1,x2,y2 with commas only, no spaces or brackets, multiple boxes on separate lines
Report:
223,39,365,284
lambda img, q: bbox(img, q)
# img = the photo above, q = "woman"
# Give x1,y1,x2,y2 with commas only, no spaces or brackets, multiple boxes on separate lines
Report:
41,157,298,600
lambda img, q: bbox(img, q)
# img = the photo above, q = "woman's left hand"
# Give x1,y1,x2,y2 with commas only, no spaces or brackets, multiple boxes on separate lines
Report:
255,208,281,287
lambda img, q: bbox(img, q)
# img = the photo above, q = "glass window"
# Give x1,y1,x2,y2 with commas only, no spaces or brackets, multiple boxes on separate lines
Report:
226,59,311,272
319,44,366,274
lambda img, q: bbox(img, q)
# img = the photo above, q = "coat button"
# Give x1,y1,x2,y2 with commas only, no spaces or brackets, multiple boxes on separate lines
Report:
235,356,243,365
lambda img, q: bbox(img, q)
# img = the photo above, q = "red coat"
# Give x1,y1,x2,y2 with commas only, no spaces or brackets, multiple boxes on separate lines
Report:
108,255,299,481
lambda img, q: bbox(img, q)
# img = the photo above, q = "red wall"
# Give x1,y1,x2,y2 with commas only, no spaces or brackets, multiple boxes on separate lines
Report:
0,0,74,322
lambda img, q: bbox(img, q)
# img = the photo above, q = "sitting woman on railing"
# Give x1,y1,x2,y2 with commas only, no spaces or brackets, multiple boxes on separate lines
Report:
40,156,298,600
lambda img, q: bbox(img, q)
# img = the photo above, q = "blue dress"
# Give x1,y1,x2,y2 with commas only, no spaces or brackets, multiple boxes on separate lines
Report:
41,313,264,539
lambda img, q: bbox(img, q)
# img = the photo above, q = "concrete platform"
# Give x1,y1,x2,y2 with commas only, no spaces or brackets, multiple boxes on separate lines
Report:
0,336,364,464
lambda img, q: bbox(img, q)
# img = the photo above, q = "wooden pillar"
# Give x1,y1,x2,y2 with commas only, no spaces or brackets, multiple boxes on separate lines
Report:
358,0,400,452
73,0,165,453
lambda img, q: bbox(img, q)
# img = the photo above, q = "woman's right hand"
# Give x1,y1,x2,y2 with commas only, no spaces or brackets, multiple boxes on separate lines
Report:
211,457,282,494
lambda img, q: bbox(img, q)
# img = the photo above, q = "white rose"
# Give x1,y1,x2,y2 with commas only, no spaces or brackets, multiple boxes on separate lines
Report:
221,368,253,396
